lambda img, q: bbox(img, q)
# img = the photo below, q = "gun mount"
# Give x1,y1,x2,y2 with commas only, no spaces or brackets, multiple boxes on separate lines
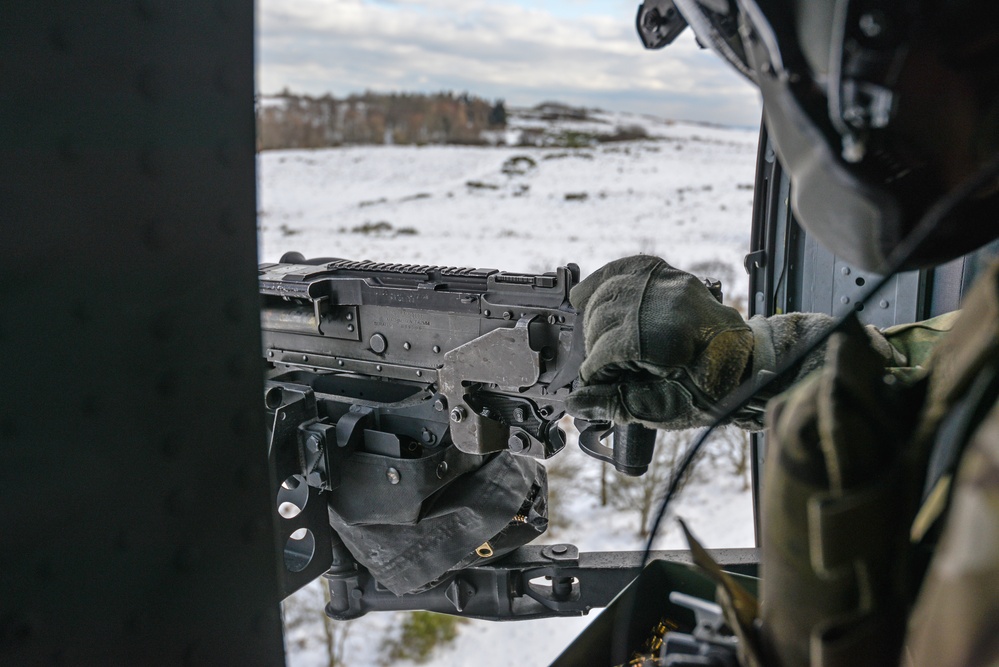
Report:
259,255,686,617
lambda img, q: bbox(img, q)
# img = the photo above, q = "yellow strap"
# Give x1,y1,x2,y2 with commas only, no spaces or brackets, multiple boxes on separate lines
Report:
911,475,952,542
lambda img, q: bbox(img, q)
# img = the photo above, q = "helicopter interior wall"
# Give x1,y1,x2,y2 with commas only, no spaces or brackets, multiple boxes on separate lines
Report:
0,3,285,664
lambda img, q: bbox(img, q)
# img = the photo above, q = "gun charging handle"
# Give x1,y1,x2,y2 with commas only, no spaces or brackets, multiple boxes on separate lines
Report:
576,420,657,476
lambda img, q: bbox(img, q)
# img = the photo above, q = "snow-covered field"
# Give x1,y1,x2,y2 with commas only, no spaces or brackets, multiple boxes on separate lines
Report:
258,111,761,666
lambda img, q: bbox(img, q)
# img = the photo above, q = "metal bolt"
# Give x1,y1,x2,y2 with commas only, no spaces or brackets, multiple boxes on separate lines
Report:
880,299,890,309
512,407,526,423
508,432,530,453
503,311,513,320
450,407,466,423
547,314,557,325
386,468,401,485
841,266,851,276
306,434,322,453
841,296,850,304
421,428,435,444
436,461,448,479
403,342,411,350
434,399,446,412
433,345,441,354
350,588,363,600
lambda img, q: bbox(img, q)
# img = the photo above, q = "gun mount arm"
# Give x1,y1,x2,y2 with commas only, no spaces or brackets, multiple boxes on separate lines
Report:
323,543,758,622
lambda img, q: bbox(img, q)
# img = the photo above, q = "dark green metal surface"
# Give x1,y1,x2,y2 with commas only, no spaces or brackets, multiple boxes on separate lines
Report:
0,3,285,664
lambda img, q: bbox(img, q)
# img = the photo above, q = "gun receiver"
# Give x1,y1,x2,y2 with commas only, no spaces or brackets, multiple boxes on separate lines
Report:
260,256,583,460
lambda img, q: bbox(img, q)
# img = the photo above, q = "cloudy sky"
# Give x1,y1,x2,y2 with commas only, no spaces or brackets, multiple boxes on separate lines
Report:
257,0,762,127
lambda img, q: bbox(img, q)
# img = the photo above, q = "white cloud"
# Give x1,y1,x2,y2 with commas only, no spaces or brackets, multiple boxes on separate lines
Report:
257,0,761,126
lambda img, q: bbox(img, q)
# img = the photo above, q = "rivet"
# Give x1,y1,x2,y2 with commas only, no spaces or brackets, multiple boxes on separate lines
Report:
346,313,353,321
338,360,345,366
859,11,885,38
403,342,411,350
433,345,441,354
302,355,308,362
376,365,383,371
416,370,423,377
840,296,850,304
841,266,851,276
880,300,890,309
369,333,387,354
436,461,449,479
268,350,274,357
386,468,401,484
347,324,355,332
483,310,491,317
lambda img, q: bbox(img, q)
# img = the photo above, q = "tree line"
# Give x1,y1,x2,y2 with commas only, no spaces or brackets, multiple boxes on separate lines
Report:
256,90,507,150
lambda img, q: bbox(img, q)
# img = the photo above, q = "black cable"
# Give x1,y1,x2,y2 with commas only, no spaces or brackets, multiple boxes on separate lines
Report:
608,154,999,665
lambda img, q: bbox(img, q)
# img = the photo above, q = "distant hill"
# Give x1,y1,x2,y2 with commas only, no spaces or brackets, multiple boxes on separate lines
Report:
255,92,682,151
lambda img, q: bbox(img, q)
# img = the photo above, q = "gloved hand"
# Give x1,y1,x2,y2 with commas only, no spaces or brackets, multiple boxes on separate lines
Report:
567,255,755,430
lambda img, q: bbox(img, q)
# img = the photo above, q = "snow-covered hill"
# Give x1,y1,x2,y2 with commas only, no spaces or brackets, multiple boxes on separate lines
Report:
258,115,760,666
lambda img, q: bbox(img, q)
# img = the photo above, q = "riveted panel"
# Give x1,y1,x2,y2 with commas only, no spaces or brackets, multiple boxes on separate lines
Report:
0,3,284,664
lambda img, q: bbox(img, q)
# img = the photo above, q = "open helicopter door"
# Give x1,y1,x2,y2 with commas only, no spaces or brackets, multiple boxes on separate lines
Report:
551,115,999,666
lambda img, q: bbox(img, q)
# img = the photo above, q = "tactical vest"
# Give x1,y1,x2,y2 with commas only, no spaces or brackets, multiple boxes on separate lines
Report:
756,261,999,666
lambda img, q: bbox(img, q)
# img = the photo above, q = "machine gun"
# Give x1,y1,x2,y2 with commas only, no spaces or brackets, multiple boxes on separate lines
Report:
260,254,748,624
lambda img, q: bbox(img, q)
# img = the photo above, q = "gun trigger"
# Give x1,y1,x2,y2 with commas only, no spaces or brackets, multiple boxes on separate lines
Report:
313,295,329,335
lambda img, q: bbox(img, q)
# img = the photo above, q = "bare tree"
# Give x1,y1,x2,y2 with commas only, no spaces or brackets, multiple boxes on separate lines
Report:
605,429,706,537
542,443,586,537
708,426,752,491
282,581,352,667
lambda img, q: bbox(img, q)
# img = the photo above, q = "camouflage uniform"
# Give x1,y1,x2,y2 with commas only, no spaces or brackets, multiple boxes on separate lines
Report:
758,263,999,667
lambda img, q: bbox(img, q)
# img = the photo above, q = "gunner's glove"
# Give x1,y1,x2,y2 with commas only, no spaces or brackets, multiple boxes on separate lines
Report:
567,255,755,431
